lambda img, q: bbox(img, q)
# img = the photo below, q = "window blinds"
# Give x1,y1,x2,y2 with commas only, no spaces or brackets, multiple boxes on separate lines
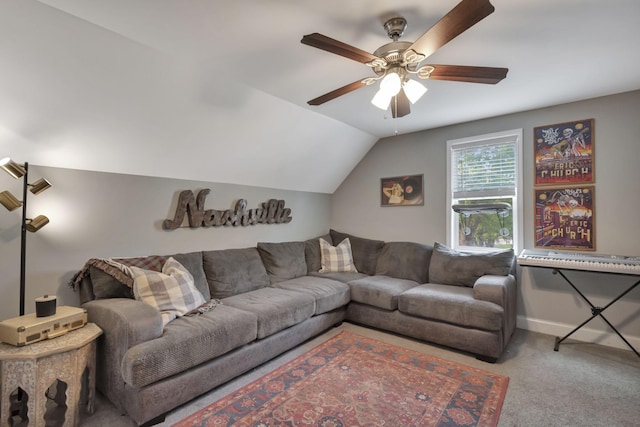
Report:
451,137,516,199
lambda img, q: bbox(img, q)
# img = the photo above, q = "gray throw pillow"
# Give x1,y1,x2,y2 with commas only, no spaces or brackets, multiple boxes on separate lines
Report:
428,242,514,287
257,241,307,284
329,229,384,275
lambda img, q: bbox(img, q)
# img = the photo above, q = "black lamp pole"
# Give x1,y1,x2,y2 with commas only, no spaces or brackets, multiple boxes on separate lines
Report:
19,162,28,316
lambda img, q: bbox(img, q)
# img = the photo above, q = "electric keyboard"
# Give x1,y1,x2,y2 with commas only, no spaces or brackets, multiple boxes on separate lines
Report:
517,249,640,275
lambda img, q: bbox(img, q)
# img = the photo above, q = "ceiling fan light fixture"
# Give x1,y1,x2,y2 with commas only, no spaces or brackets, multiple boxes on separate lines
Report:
371,88,393,110
403,79,428,104
379,71,402,97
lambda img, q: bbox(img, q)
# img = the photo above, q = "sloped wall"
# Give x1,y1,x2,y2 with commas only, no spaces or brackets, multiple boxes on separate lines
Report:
0,167,330,319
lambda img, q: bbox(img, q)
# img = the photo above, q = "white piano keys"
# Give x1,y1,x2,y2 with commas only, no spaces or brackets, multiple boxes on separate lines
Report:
517,249,640,275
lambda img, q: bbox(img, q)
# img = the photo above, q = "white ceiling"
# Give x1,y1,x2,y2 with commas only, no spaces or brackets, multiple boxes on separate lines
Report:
1,0,639,193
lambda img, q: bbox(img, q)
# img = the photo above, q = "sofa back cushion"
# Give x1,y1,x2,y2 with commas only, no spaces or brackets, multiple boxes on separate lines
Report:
304,233,332,273
329,229,384,275
375,242,433,283
257,241,307,284
203,248,270,298
428,242,514,287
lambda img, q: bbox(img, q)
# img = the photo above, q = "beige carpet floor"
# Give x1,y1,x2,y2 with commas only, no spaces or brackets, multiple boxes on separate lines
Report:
79,323,640,426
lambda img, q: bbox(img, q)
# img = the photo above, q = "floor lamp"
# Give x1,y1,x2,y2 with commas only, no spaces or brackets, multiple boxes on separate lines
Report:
0,158,51,316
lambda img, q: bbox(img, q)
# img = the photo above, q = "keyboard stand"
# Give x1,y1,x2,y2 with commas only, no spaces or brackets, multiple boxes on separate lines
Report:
551,268,640,358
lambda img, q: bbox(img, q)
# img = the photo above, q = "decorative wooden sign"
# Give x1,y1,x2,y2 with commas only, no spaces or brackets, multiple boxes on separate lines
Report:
163,189,292,230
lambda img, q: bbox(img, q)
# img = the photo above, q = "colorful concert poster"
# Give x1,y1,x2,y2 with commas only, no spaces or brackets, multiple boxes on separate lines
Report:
534,119,594,186
534,186,595,251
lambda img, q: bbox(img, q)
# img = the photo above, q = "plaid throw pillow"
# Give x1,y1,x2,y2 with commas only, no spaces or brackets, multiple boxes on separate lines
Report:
319,238,358,273
131,257,206,327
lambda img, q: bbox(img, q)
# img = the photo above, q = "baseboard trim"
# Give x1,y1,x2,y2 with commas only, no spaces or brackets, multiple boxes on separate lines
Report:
516,315,640,352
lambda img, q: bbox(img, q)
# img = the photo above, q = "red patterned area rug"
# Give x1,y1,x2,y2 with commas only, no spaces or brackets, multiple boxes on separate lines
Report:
173,331,508,427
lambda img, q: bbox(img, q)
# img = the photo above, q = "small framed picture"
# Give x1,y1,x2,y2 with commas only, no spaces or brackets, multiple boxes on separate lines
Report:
534,118,594,186
534,186,595,251
381,175,424,206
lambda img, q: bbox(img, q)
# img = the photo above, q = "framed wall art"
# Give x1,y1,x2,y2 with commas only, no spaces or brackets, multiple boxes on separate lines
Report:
381,174,424,206
534,118,594,186
534,186,595,251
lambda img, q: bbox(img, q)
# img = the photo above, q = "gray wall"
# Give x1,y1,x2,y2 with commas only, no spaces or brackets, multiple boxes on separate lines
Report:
331,90,640,350
0,167,330,318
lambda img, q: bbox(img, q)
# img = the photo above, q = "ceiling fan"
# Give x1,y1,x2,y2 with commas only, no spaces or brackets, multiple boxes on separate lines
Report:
301,0,508,118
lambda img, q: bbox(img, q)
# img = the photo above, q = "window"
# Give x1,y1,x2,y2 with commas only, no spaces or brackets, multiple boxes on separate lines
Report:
446,129,523,253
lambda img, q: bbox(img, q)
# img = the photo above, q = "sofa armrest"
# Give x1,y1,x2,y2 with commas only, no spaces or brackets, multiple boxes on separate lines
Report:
82,298,162,411
84,298,163,347
472,274,515,307
473,274,517,346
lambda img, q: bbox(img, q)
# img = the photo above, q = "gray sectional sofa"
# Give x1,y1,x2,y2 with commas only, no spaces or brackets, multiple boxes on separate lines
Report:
73,229,516,426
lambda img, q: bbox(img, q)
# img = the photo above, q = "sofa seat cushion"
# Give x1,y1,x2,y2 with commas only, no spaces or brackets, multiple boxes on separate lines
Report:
271,276,350,315
223,288,316,339
348,275,421,310
398,284,504,331
121,304,258,388
308,271,368,283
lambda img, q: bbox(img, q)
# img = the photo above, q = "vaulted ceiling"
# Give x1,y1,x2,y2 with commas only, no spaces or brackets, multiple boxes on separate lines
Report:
1,1,639,193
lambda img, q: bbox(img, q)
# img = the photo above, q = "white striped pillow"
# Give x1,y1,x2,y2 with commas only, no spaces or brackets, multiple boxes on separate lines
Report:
319,238,358,273
131,257,206,327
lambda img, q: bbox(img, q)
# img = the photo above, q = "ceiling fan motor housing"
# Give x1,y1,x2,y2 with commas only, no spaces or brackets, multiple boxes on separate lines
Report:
383,17,407,40
372,41,413,75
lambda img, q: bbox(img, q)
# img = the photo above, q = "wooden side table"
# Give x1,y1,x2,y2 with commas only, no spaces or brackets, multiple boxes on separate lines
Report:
0,323,102,427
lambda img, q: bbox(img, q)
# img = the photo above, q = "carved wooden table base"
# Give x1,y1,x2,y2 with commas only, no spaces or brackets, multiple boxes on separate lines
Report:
0,323,102,427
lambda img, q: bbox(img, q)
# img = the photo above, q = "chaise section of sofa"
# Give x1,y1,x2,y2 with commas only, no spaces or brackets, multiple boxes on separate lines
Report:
341,236,516,362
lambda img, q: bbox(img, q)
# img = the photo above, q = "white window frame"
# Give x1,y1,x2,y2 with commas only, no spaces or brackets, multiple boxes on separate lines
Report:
446,129,523,253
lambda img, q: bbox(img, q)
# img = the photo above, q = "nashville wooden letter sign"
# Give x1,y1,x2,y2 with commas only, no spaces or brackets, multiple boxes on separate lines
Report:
163,189,293,230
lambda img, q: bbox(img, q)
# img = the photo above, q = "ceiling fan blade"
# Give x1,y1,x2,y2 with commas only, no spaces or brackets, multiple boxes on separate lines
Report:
301,33,379,64
408,0,495,59
307,80,368,106
391,89,411,118
428,65,508,84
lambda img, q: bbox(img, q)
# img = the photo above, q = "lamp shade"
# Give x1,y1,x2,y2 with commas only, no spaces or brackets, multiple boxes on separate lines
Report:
26,215,49,232
403,79,428,104
371,89,393,110
0,190,22,211
0,157,26,179
379,72,402,97
29,178,52,195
